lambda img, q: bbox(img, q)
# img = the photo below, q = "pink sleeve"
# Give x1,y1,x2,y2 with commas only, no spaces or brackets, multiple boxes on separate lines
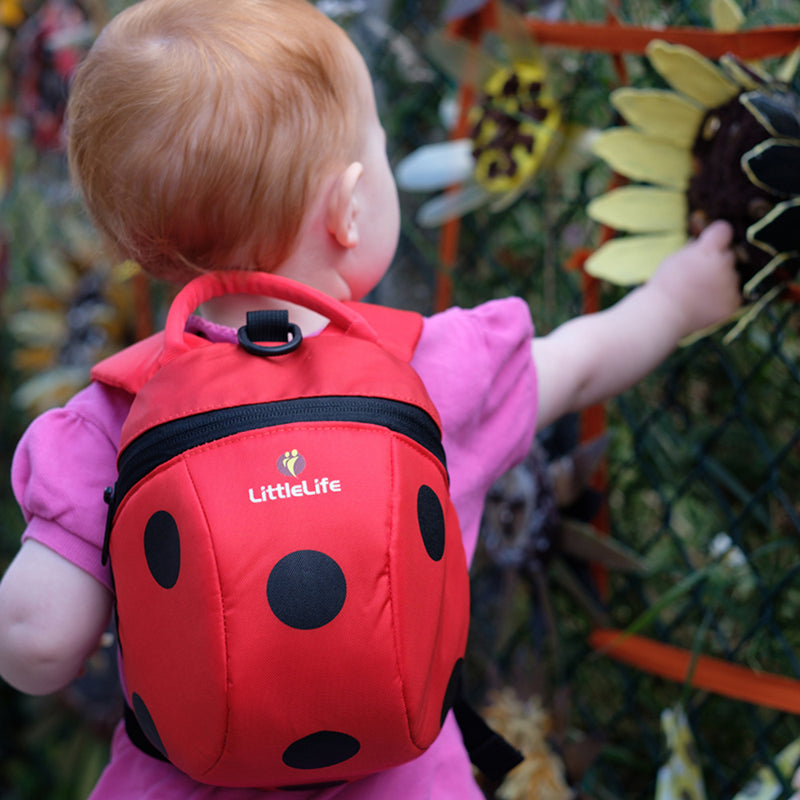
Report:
11,382,132,591
411,297,537,562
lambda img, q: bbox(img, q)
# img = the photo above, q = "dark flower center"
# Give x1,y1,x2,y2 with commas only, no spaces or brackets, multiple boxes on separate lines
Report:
687,96,796,293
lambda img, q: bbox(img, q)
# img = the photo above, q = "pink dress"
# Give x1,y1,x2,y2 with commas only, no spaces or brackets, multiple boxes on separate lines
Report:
11,298,537,800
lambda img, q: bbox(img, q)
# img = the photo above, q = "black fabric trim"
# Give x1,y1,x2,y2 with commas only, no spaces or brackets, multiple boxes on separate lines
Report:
452,666,524,782
124,703,170,763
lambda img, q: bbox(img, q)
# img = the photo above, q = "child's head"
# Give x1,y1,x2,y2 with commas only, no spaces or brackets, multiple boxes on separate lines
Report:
67,0,376,284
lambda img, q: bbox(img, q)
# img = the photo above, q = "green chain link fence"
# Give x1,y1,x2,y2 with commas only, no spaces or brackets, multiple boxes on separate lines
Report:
364,0,800,796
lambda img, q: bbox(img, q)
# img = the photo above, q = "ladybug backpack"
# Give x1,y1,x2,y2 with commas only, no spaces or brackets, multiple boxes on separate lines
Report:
92,271,521,789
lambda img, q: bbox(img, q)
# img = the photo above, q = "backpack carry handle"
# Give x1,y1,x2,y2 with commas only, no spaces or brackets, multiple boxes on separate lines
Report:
162,270,379,364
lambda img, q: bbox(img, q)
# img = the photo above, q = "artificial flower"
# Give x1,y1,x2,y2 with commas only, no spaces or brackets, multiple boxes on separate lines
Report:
655,706,707,800
480,429,644,644
395,2,582,227
739,735,800,800
585,0,800,326
8,220,144,415
480,687,572,800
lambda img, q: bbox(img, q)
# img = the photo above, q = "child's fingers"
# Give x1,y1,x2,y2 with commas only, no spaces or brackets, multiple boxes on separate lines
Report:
697,219,734,250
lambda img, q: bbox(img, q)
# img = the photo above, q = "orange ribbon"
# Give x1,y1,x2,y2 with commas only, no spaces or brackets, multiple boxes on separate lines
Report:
525,19,800,59
590,628,800,714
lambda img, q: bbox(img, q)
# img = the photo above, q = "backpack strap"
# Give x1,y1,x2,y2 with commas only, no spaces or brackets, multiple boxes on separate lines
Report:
450,663,525,783
90,332,168,395
453,697,524,781
345,302,423,363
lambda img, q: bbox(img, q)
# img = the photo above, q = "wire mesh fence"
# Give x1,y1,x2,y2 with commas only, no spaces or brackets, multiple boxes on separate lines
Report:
364,0,800,796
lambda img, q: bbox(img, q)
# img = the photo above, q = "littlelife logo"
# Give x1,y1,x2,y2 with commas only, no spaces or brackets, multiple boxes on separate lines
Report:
248,449,342,504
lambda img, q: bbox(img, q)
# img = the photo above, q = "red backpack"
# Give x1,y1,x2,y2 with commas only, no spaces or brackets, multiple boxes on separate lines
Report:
92,271,484,789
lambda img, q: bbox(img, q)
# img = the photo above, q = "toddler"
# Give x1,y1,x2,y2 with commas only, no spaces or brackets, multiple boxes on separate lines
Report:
0,0,740,797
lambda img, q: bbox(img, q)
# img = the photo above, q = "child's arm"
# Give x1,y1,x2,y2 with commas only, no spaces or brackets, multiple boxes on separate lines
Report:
0,539,112,695
534,220,740,431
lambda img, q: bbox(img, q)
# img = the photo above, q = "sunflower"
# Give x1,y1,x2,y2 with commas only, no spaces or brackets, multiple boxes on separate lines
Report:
395,2,580,227
584,0,800,322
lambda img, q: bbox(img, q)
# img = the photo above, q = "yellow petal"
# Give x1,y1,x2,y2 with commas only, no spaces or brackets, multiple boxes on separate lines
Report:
710,0,745,33
585,232,688,285
591,128,692,189
587,186,687,233
112,259,142,281
647,40,740,108
611,88,704,148
777,45,800,85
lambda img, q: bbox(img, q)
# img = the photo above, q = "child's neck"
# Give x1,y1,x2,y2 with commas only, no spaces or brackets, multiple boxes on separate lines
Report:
198,294,330,335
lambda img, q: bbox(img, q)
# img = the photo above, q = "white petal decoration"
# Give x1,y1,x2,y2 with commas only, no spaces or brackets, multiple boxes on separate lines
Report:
611,88,704,149
584,232,688,285
416,183,491,227
591,128,692,190
647,40,740,109
587,186,688,233
395,139,474,192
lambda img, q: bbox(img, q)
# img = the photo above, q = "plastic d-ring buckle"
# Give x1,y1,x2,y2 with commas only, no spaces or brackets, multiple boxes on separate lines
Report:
237,309,303,356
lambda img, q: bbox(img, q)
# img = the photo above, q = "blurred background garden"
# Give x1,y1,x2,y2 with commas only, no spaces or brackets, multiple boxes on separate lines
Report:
3,0,800,797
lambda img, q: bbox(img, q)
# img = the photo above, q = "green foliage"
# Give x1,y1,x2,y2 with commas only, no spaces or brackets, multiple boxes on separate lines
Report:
380,0,800,797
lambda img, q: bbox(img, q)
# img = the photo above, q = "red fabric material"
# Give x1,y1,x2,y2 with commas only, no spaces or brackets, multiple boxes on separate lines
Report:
94,273,470,788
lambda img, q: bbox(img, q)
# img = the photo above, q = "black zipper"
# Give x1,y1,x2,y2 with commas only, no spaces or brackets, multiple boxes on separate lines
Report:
103,396,446,562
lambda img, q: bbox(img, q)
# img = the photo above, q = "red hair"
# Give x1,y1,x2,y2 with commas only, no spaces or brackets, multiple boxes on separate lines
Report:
67,0,361,282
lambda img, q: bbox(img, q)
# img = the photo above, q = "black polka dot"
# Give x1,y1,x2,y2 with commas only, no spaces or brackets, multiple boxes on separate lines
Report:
282,731,360,770
144,510,181,589
441,658,464,726
417,485,445,561
267,550,346,629
132,692,167,757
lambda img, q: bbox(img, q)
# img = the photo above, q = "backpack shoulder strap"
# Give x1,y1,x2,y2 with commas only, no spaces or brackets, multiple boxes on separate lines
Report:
345,302,423,363
90,332,167,395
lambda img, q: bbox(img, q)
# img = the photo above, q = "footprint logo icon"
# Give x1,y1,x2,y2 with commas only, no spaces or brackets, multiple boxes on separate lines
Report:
277,449,306,477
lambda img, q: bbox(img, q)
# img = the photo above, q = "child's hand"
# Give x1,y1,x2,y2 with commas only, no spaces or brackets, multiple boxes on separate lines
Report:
534,219,740,430
647,220,740,339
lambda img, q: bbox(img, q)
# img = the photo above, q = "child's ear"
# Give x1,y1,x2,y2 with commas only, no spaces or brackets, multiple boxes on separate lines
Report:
326,162,364,249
